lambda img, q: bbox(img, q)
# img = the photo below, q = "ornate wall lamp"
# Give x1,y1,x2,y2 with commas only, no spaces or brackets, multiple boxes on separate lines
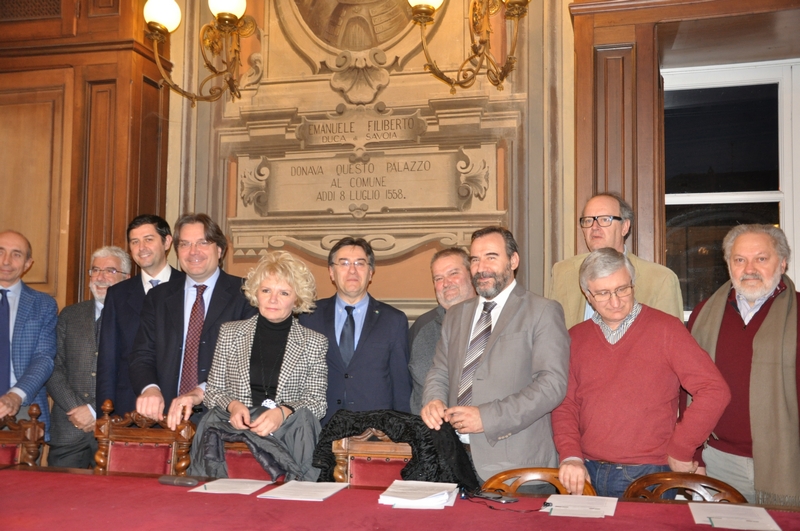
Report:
407,0,530,94
143,0,257,106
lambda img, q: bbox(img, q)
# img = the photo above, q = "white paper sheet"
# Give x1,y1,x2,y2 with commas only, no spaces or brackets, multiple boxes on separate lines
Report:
189,478,272,495
689,503,781,530
539,494,618,518
378,480,459,508
388,486,459,509
257,480,349,501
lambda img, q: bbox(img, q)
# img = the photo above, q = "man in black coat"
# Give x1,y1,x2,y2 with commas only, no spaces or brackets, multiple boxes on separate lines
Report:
96,215,182,415
128,213,256,429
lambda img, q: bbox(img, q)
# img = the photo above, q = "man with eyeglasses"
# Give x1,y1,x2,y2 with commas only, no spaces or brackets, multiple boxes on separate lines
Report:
97,215,184,417
47,246,130,468
552,248,729,497
549,192,683,328
0,230,57,441
300,236,411,425
129,213,256,429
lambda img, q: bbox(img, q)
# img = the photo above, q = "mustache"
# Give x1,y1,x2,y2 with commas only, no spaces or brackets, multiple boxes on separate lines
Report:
739,273,763,282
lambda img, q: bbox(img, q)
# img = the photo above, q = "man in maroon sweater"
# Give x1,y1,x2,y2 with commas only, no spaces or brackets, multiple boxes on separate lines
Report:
688,224,800,506
553,248,730,497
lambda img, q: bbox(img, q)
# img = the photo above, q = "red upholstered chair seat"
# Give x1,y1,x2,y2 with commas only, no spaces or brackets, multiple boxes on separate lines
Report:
0,404,45,466
224,442,275,480
106,442,173,475
332,428,412,487
94,400,195,476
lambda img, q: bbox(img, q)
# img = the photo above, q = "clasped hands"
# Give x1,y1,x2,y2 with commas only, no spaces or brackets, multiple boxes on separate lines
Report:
420,399,483,434
227,400,286,437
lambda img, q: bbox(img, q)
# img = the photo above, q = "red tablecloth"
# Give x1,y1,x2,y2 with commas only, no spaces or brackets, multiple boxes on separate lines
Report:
2,469,799,530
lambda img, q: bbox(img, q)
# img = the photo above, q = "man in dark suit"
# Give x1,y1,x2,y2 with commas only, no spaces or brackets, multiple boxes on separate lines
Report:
128,213,256,429
300,237,411,425
47,246,130,468
96,214,182,415
421,227,570,485
0,231,58,440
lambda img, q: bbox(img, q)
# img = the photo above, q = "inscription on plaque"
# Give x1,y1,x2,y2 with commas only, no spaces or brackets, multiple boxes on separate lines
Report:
296,107,426,150
240,147,492,218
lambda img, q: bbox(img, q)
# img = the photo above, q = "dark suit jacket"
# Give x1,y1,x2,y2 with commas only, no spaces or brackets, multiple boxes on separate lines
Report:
47,300,97,445
128,270,256,414
96,268,184,414
300,294,411,425
11,282,58,440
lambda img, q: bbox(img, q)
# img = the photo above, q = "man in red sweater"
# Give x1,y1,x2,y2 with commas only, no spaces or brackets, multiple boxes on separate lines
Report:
552,248,730,497
688,224,800,506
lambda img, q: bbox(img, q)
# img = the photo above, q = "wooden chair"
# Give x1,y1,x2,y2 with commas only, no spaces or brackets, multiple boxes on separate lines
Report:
93,400,195,476
482,467,598,495
332,428,412,487
623,472,747,503
0,404,45,466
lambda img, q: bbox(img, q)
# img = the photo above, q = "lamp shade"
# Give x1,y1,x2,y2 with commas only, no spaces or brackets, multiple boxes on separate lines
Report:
143,0,182,33
208,0,247,18
407,0,445,10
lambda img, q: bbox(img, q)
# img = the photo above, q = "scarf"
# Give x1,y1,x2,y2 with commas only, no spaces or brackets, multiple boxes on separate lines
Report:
691,276,800,506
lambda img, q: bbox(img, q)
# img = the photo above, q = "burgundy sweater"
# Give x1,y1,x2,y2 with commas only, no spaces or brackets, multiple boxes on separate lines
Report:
686,285,800,464
553,306,730,464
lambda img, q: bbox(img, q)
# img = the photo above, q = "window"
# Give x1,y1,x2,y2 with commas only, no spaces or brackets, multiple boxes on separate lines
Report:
663,62,800,318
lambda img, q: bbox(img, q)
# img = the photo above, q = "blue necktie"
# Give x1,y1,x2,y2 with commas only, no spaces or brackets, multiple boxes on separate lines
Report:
339,306,355,366
0,289,10,395
149,279,160,289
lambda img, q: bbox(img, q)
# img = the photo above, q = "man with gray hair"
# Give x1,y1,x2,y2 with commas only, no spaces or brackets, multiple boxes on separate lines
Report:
687,224,800,505
47,246,130,468
552,248,729,497
408,247,475,414
549,192,683,328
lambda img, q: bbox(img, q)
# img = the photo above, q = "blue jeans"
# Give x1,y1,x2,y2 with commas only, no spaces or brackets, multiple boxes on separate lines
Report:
584,460,673,498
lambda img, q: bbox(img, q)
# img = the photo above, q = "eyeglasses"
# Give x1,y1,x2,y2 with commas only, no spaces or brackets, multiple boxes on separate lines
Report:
579,215,623,228
333,259,368,269
88,267,126,277
176,240,213,250
588,284,633,302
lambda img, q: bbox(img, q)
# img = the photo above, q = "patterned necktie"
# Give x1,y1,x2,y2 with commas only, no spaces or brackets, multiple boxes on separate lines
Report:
180,284,206,395
457,301,497,406
0,289,10,395
339,305,356,366
95,313,103,350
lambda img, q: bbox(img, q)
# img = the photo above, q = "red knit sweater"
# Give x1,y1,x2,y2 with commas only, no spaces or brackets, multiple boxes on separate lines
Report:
686,285,800,463
553,306,730,464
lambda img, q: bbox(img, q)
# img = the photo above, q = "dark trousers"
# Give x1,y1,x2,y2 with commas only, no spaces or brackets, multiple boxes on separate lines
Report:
48,431,98,469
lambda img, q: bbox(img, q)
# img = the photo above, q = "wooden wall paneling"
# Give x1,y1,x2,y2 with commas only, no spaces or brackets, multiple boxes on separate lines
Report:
0,0,78,43
573,14,596,253
78,64,118,301
634,23,659,262
0,68,73,306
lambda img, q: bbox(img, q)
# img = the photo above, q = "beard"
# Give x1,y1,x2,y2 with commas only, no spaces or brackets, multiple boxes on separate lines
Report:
89,281,111,303
731,268,782,303
472,266,513,299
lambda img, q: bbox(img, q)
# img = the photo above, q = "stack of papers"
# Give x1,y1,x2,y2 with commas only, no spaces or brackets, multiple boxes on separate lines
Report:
689,503,782,530
189,478,272,495
379,480,459,509
257,480,349,501
539,494,618,518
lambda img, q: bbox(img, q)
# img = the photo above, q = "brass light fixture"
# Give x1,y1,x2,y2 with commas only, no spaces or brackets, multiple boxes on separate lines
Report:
407,0,530,94
143,0,257,106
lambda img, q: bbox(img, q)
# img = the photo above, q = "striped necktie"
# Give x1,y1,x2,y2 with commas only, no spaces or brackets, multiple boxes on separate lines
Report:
457,301,496,406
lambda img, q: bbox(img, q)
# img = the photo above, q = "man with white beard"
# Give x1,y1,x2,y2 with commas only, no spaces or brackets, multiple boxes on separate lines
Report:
688,224,800,506
47,246,130,468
